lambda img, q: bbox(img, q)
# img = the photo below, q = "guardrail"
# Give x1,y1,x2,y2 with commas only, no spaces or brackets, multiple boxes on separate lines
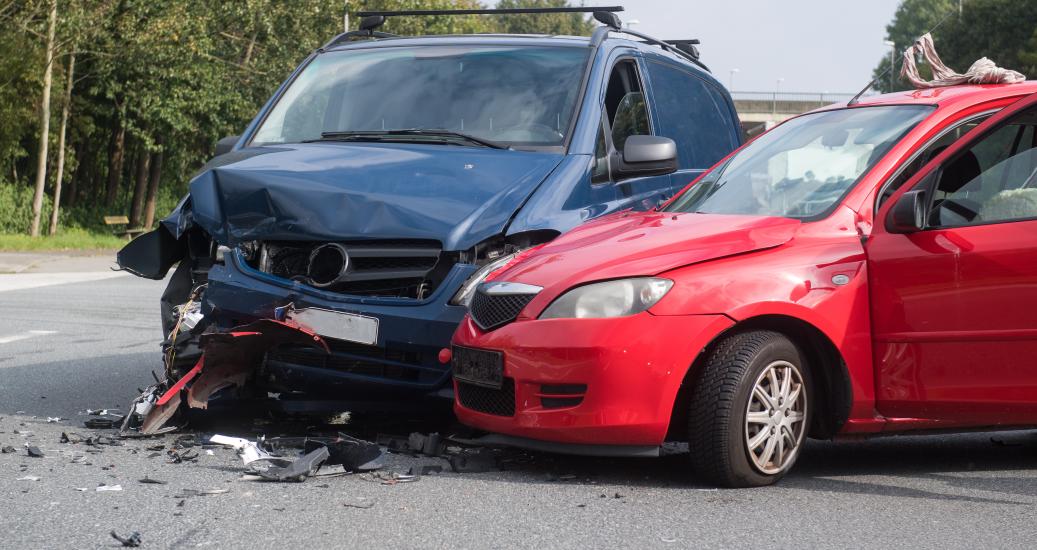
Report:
730,91,864,115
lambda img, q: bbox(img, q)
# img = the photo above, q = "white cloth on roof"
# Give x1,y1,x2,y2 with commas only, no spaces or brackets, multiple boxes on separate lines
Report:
900,33,1025,88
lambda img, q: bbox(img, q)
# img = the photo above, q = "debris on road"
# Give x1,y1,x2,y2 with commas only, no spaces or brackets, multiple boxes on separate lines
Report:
167,448,198,463
174,488,229,498
96,484,122,492
110,530,142,547
1,445,15,453
25,444,44,458
60,432,84,444
342,498,376,509
253,446,330,482
17,475,40,481
263,433,384,471
138,476,167,485
84,417,122,429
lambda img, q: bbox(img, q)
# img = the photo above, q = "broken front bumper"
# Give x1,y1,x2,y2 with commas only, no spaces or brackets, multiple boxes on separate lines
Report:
201,251,478,410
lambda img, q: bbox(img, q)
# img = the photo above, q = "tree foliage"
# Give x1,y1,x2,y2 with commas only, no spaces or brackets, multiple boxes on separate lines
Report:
0,0,596,235
873,0,1037,93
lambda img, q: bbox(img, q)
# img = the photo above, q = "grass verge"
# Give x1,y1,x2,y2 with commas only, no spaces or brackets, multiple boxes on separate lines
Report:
0,228,127,252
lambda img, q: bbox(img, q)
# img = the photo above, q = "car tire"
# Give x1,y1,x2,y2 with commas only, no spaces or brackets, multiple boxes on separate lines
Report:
688,330,812,488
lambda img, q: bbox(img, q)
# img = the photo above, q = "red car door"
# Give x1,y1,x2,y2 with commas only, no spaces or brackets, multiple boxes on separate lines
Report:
867,92,1037,426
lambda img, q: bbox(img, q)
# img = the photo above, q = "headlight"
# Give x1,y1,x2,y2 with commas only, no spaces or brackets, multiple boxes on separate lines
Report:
540,278,673,319
449,252,521,306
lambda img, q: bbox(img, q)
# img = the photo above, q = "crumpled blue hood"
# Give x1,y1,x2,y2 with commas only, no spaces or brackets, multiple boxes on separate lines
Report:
180,142,564,251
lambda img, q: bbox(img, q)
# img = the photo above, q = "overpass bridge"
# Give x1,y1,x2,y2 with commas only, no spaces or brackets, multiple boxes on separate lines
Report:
730,91,858,136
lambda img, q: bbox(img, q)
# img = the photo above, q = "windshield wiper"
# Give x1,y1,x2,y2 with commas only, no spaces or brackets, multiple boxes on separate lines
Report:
315,129,508,150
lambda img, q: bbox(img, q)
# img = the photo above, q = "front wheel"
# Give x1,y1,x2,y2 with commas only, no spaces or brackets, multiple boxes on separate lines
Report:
688,331,811,487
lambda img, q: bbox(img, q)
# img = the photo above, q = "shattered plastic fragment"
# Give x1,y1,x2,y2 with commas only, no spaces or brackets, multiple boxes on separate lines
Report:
262,433,383,471
342,499,376,509
139,476,167,485
110,531,142,548
174,488,229,497
96,484,123,492
253,446,330,482
60,432,84,444
17,475,40,481
210,435,289,466
84,418,122,429
25,445,44,458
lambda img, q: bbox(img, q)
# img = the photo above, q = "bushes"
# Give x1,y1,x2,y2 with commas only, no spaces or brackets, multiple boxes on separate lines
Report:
0,182,52,234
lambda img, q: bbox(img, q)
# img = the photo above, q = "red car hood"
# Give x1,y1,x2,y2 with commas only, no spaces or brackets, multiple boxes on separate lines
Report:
496,211,801,290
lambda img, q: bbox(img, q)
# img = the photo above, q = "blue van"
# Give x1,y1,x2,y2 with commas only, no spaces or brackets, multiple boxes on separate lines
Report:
118,8,742,414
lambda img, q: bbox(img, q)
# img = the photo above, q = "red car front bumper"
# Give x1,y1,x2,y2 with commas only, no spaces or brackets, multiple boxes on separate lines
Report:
452,312,734,447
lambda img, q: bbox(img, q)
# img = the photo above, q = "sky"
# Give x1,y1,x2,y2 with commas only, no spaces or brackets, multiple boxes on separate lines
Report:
493,0,904,93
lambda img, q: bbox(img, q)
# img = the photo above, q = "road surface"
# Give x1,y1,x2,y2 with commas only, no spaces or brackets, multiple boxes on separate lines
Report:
1,258,1035,549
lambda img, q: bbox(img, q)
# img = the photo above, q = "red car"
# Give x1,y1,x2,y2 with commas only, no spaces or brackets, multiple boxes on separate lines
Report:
447,83,1037,487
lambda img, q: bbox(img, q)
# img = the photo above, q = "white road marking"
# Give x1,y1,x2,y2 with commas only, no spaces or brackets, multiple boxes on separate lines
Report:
0,271,127,293
0,330,58,345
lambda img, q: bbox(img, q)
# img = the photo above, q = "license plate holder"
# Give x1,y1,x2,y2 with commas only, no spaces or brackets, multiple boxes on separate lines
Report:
285,307,379,346
452,346,504,389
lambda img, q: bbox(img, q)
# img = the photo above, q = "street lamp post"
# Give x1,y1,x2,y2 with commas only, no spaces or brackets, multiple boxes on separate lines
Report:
729,68,740,91
883,40,896,91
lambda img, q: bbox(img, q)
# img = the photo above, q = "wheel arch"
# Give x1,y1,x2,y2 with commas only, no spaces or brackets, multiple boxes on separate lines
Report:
667,314,852,441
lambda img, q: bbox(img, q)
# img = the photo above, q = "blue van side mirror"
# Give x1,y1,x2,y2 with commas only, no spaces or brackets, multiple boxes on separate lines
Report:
613,135,678,179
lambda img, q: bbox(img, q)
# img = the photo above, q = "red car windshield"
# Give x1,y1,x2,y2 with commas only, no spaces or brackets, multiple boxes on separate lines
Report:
665,105,934,220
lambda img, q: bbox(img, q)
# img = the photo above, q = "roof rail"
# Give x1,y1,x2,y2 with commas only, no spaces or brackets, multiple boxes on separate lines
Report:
619,29,710,72
324,15,399,48
355,6,624,18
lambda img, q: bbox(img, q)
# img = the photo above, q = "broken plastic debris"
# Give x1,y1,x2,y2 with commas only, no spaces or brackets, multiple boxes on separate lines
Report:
46,417,61,423
209,435,289,466
138,476,167,485
174,488,229,497
262,433,383,472
25,445,44,458
1,446,15,454
84,418,122,429
96,484,123,492
17,475,40,481
342,498,376,509
167,449,199,463
110,531,142,548
60,432,84,444
253,446,330,482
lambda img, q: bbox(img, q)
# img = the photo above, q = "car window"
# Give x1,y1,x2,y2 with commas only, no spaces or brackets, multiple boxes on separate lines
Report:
591,117,609,183
250,45,590,148
646,60,739,169
929,106,1037,227
877,115,991,210
664,105,933,220
603,59,651,152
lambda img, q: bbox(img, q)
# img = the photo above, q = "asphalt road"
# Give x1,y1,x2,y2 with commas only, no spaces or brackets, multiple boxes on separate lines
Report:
2,265,1037,549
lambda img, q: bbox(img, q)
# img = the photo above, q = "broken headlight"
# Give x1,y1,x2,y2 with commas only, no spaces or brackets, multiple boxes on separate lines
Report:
449,251,522,307
539,278,673,319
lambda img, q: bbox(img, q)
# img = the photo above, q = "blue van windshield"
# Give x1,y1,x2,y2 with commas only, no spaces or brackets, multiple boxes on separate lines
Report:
252,45,590,148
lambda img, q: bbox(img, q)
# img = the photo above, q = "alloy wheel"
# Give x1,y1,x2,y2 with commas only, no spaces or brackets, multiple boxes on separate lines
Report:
744,360,807,475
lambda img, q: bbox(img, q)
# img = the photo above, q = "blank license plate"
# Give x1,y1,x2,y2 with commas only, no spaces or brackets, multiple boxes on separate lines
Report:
286,307,379,346
452,346,504,389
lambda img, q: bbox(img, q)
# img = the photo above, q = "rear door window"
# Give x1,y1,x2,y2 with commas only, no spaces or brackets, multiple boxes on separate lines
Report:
645,60,739,169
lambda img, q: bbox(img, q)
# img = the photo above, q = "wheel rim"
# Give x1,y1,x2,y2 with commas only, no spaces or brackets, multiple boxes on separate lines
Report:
744,360,807,475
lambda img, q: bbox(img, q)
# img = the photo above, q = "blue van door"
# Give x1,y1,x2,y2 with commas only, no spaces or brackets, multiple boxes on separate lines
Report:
597,55,674,210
